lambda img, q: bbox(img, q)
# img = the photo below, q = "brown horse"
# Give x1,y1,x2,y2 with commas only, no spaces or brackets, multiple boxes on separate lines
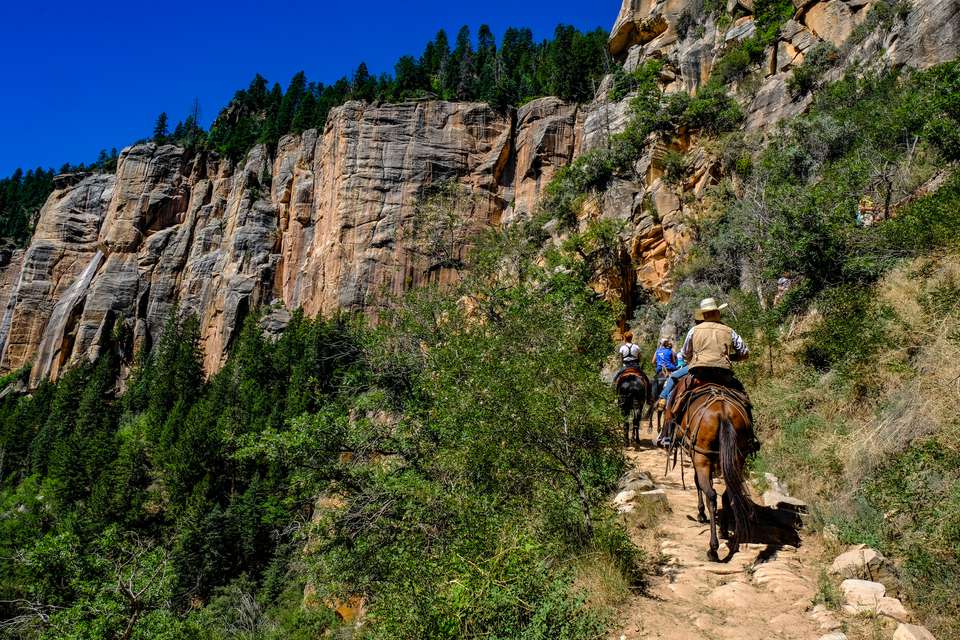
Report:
673,383,756,561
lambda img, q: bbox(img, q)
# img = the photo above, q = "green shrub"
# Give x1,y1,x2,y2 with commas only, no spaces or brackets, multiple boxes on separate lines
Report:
676,9,696,40
799,285,892,372
787,42,840,97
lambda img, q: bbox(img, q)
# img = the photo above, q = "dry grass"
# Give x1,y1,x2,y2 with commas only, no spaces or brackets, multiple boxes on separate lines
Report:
749,253,960,639
570,553,633,614
843,255,960,479
753,254,960,501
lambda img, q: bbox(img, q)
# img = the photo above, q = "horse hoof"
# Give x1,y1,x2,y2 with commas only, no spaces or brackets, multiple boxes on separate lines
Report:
697,514,709,524
707,549,720,562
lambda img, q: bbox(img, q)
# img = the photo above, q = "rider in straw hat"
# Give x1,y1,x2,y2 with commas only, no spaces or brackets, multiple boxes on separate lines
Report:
657,298,749,410
681,297,749,385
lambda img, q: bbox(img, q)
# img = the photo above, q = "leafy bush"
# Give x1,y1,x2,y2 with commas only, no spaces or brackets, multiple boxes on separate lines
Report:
676,10,696,40
0,212,637,638
799,285,892,372
787,42,840,97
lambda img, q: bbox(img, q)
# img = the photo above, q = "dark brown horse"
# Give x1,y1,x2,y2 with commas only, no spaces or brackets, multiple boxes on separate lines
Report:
673,384,756,561
616,368,652,447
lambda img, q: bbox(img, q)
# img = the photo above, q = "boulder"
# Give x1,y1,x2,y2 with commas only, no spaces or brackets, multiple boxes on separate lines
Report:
829,545,900,595
840,579,911,621
762,489,808,512
609,0,669,58
803,0,863,46
725,17,757,43
841,578,885,605
893,623,937,640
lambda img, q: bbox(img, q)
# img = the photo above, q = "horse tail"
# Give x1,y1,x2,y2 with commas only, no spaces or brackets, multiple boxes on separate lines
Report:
643,375,655,419
719,411,753,544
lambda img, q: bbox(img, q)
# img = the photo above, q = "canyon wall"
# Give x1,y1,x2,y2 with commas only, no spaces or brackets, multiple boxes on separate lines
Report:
2,0,958,383
0,99,587,381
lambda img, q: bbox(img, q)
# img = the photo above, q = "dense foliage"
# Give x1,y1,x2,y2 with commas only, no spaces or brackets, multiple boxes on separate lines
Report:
0,211,636,637
645,60,960,637
548,59,743,227
205,25,610,160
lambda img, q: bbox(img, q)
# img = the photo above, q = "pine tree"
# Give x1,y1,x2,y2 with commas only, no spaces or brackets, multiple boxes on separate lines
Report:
351,63,376,102
153,112,169,143
476,25,498,103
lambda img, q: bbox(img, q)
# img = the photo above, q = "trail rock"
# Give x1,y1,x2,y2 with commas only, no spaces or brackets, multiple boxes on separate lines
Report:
810,604,843,631
840,578,885,604
638,488,669,508
618,468,657,493
762,489,808,512
614,489,637,507
706,581,759,608
839,578,911,620
893,623,938,640
830,545,900,595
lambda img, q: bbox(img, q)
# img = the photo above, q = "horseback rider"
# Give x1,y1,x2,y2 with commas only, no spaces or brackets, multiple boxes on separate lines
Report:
682,297,749,390
656,309,702,412
615,331,642,382
652,338,678,377
656,298,749,410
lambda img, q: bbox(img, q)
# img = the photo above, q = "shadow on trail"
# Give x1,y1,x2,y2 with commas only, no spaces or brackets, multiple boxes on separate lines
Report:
738,503,804,549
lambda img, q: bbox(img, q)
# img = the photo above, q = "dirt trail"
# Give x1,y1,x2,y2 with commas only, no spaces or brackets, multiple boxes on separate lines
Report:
614,437,840,640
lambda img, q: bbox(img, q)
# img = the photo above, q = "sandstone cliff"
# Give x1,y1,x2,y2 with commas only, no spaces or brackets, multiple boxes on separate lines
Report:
2,0,957,383
0,99,586,382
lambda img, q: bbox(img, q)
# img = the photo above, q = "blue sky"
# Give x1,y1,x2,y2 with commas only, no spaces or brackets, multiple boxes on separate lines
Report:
0,0,619,176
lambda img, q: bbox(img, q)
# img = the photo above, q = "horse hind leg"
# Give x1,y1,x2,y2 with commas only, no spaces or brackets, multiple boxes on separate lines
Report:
633,398,642,444
693,466,708,524
694,454,720,561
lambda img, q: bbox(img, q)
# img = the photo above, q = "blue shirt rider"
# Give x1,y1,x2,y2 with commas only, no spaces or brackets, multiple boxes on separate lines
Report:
652,338,677,377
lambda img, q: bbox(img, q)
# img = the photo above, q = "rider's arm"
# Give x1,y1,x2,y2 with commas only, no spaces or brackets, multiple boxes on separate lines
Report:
680,328,694,361
730,330,750,361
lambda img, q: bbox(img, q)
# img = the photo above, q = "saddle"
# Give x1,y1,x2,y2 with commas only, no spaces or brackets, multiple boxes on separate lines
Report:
664,369,751,428
616,366,645,385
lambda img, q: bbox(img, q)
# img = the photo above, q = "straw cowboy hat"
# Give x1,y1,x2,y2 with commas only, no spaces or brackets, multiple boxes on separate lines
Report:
697,298,728,316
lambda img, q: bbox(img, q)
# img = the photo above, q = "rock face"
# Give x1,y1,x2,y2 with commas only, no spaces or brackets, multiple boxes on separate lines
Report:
0,100,583,382
3,0,958,382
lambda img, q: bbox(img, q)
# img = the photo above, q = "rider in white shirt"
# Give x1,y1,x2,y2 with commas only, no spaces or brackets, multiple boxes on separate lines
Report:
615,330,642,382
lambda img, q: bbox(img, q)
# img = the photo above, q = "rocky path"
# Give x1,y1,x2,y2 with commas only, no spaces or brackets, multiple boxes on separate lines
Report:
609,436,937,640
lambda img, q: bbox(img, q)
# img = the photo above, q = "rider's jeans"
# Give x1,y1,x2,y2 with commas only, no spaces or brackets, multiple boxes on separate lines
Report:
659,365,689,399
